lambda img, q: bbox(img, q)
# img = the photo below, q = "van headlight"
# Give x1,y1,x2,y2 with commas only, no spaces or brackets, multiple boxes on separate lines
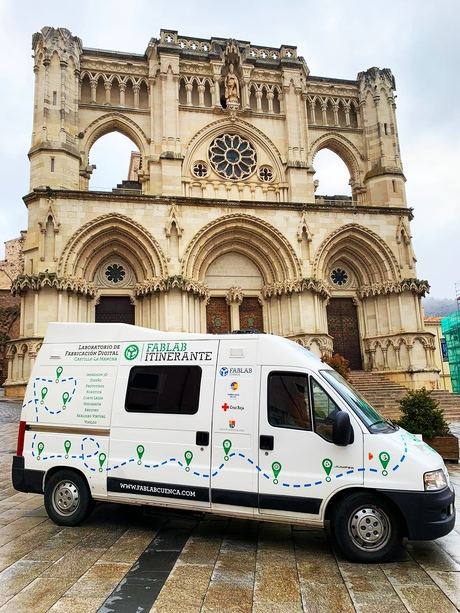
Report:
424,469,447,491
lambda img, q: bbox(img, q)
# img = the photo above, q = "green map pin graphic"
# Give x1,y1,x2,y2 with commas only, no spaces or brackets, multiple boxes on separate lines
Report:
98,452,107,471
40,387,48,403
137,445,145,462
37,441,44,457
64,440,71,455
62,391,70,407
223,439,232,459
379,451,390,474
184,450,193,471
55,366,63,382
322,458,333,479
272,461,282,482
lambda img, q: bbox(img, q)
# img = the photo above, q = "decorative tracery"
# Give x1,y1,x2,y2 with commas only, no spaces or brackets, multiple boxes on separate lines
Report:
209,134,257,180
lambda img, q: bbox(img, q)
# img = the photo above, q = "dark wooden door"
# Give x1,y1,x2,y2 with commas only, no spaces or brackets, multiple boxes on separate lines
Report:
326,298,362,369
95,296,135,324
206,297,231,334
239,297,264,332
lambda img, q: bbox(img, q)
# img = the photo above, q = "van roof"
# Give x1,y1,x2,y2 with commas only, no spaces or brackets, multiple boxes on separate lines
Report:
43,323,327,370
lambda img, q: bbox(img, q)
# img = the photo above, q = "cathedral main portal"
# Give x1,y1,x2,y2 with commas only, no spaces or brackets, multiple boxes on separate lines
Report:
327,298,362,369
95,297,135,325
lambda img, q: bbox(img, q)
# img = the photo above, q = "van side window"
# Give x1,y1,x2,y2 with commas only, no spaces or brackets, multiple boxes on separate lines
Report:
311,378,340,442
125,366,202,414
268,372,311,430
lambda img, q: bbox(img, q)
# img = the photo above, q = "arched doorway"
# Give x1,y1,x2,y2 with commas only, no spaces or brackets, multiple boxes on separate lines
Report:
95,296,134,324
326,297,362,369
204,252,264,333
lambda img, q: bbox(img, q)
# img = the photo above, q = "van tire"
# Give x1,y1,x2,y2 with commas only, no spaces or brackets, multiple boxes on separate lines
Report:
331,492,402,563
44,470,93,526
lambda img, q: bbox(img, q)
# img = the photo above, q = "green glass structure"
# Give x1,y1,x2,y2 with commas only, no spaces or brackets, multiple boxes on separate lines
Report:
441,311,460,394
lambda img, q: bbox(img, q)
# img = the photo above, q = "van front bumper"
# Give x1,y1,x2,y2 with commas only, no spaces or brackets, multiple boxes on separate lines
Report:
380,486,455,540
11,456,44,494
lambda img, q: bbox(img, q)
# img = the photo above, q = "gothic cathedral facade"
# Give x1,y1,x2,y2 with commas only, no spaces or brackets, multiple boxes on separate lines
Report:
5,27,436,395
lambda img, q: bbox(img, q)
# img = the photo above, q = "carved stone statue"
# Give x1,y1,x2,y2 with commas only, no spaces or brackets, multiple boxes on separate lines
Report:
224,63,240,104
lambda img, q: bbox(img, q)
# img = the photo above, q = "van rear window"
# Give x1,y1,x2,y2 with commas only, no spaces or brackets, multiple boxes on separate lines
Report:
125,366,202,414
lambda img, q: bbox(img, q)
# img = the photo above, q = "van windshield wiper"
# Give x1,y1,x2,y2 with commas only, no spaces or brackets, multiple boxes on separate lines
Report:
368,419,396,430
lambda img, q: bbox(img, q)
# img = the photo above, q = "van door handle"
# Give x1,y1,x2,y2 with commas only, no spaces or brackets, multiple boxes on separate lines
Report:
260,435,274,451
196,431,209,446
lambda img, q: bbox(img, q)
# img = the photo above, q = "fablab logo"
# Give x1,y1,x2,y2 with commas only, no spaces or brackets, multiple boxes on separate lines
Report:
124,344,139,360
230,381,238,391
219,367,229,376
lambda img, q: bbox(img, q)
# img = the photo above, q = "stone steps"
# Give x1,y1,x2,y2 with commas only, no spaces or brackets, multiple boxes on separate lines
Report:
349,371,460,423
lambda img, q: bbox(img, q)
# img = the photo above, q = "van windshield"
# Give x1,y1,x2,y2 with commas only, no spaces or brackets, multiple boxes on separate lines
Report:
320,369,397,433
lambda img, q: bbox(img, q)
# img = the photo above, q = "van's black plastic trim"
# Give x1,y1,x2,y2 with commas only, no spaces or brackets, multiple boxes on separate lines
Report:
212,488,321,514
212,488,258,507
379,486,455,540
259,493,322,514
11,455,44,494
107,477,209,502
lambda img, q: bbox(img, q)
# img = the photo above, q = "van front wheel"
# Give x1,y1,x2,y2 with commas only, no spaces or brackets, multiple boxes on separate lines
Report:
44,470,93,526
332,492,402,563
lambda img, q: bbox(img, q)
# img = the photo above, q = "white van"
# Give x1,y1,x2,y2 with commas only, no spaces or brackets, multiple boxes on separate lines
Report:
12,323,455,562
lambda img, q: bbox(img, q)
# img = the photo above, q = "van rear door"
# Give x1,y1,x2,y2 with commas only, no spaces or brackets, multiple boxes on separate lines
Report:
108,339,218,508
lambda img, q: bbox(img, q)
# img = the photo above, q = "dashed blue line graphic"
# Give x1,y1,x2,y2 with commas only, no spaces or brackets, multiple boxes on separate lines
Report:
29,433,411,489
23,367,78,421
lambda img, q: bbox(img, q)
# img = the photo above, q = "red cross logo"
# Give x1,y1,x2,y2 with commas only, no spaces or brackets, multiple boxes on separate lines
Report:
221,403,230,412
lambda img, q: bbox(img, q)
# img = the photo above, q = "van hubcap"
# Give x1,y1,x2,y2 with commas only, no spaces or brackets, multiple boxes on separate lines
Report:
348,506,391,551
53,481,79,515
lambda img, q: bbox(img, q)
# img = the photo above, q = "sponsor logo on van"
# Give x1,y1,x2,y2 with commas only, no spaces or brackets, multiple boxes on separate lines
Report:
221,403,244,412
230,381,239,391
229,418,236,429
219,367,253,376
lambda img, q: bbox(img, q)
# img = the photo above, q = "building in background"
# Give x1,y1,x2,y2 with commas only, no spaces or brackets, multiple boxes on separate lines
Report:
442,311,460,394
424,316,452,391
5,27,437,395
0,233,25,383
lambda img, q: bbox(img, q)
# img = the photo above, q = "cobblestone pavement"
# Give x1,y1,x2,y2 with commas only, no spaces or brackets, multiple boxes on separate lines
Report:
0,400,459,612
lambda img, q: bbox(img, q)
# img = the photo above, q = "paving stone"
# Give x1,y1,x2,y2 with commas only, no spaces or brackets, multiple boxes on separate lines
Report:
99,527,155,563
0,560,52,607
150,563,214,612
0,577,75,612
382,560,435,586
396,585,458,612
426,571,460,610
338,563,406,610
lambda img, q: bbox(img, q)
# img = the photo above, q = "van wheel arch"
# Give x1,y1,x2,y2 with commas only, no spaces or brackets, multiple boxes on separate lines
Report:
324,487,408,537
44,465,92,491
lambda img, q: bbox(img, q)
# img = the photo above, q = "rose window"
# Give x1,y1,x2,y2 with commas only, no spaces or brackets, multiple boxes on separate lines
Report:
330,267,349,287
209,134,257,180
105,263,126,284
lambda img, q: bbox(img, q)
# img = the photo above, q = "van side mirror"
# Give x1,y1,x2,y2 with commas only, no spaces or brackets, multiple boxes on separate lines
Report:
332,411,354,446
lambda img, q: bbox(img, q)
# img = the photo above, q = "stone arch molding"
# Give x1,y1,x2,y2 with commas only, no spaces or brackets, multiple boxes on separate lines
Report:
182,214,301,284
309,132,364,185
183,118,286,181
80,112,150,164
314,223,400,287
58,213,168,281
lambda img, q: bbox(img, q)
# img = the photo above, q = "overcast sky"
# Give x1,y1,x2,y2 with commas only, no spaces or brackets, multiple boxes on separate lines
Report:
0,0,458,298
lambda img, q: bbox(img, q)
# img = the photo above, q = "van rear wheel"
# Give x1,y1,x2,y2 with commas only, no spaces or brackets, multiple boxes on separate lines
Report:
44,470,93,526
332,492,402,563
